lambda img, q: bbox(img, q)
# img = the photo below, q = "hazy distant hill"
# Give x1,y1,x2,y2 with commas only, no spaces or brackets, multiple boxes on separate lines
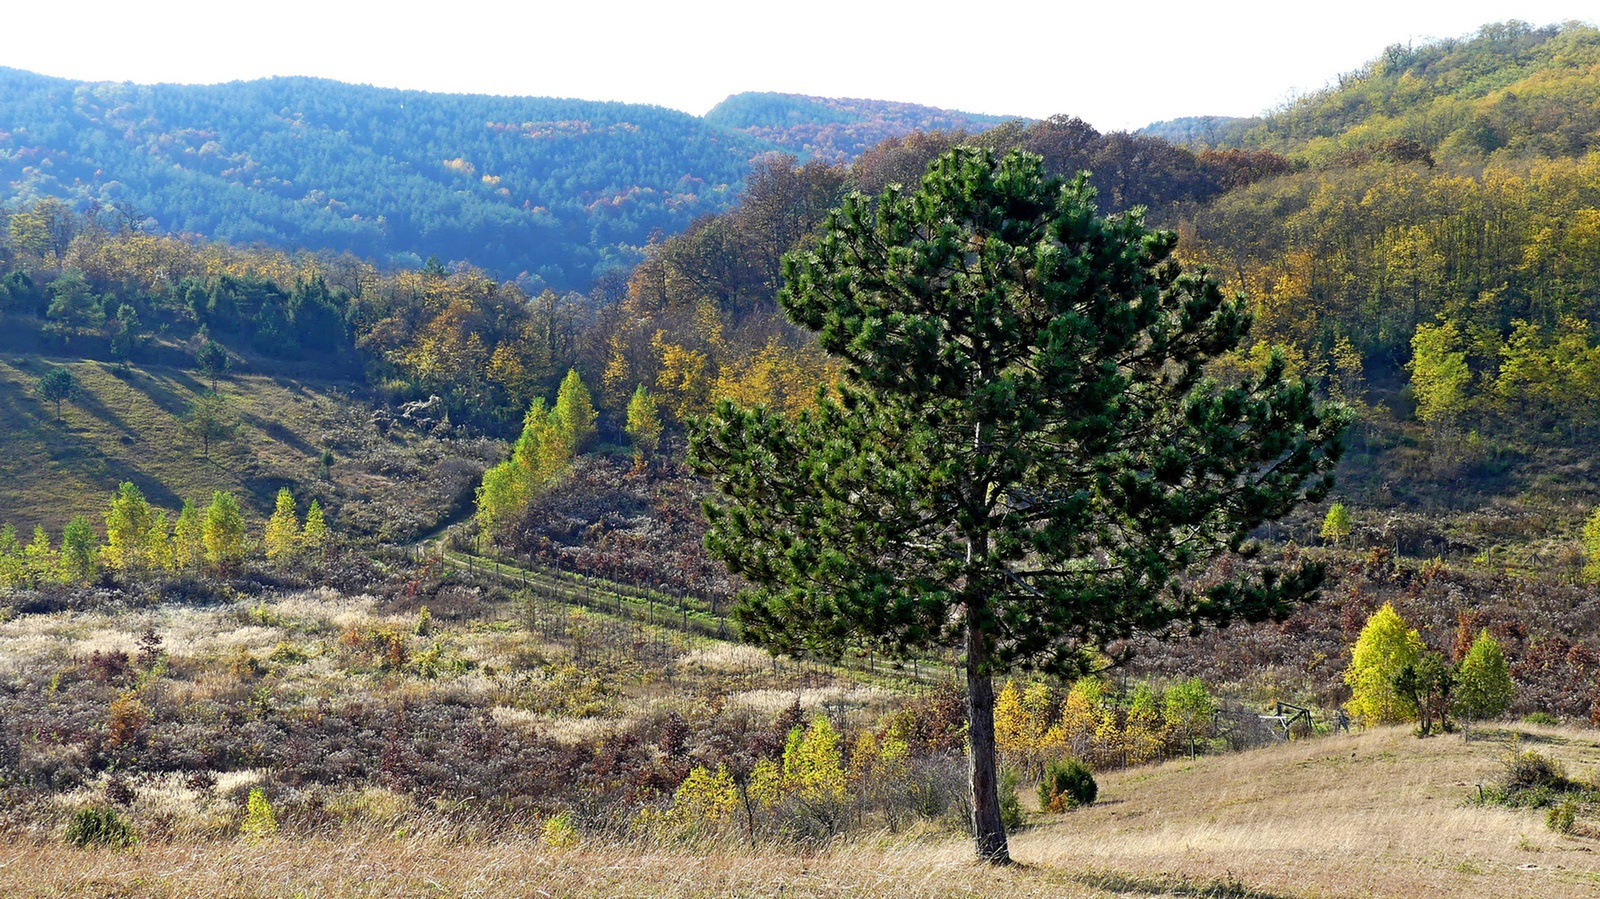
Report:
704,92,1012,161
1137,115,1258,148
0,73,1006,290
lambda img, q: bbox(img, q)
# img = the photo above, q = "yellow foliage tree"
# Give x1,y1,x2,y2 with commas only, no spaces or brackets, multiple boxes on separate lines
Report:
172,500,205,573
264,488,300,563
781,716,846,804
102,482,154,573
1344,602,1425,725
625,384,662,468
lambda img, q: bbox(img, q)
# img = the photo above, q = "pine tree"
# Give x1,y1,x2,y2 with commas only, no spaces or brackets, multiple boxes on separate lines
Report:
553,368,597,453
1455,629,1515,722
625,383,662,468
0,524,23,588
194,339,231,393
1320,503,1353,545
302,500,328,558
173,500,205,573
690,148,1347,862
202,491,246,574
263,488,300,563
59,515,100,585
36,367,79,422
1345,603,1425,724
183,391,236,459
103,481,154,572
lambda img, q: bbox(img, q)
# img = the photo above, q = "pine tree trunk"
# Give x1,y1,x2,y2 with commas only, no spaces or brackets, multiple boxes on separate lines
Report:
966,612,1011,864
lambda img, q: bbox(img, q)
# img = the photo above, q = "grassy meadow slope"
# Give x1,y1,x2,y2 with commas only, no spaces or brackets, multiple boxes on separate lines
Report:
1,722,1595,897
0,353,495,541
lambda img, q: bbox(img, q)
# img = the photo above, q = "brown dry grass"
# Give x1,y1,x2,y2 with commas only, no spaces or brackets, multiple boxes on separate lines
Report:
5,724,1598,897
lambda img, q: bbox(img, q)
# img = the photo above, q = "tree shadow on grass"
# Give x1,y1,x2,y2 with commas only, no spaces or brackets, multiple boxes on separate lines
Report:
237,410,317,457
70,385,138,439
0,385,182,511
119,368,201,420
1463,727,1565,745
1070,871,1298,899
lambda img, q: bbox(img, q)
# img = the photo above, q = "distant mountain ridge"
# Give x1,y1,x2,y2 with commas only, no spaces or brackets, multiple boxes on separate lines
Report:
0,70,1005,289
705,92,1013,161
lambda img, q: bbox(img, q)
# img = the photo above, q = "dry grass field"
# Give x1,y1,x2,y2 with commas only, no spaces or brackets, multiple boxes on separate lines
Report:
2,721,1595,897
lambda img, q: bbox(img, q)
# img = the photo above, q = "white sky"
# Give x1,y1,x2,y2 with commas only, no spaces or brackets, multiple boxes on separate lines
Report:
3,2,1596,131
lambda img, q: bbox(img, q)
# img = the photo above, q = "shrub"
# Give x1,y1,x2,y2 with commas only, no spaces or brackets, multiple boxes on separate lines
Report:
1038,758,1097,812
240,786,278,839
1523,712,1559,726
542,811,578,848
65,806,137,849
999,768,1025,831
1502,750,1569,794
1548,800,1577,834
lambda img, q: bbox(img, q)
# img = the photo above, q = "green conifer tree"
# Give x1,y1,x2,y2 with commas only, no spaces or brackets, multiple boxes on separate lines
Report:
202,491,246,574
173,500,205,573
60,515,100,584
263,488,300,563
1456,629,1515,722
35,367,79,422
691,148,1347,862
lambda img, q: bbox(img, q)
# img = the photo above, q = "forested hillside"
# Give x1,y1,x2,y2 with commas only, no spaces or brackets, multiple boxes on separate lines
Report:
0,69,781,288
1166,22,1600,524
1155,20,1600,164
0,71,1017,290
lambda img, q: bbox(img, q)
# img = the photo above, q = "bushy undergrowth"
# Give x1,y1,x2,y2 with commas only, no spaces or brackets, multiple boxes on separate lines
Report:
1474,747,1599,821
1125,547,1600,723
0,564,979,849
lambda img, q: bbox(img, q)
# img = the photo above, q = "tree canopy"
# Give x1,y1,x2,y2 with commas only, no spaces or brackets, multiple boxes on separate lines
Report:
691,147,1347,861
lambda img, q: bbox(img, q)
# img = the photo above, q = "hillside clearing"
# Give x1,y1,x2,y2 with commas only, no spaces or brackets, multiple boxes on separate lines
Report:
0,355,493,541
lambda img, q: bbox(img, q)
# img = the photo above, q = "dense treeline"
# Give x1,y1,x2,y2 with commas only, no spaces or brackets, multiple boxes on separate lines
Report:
0,198,601,431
